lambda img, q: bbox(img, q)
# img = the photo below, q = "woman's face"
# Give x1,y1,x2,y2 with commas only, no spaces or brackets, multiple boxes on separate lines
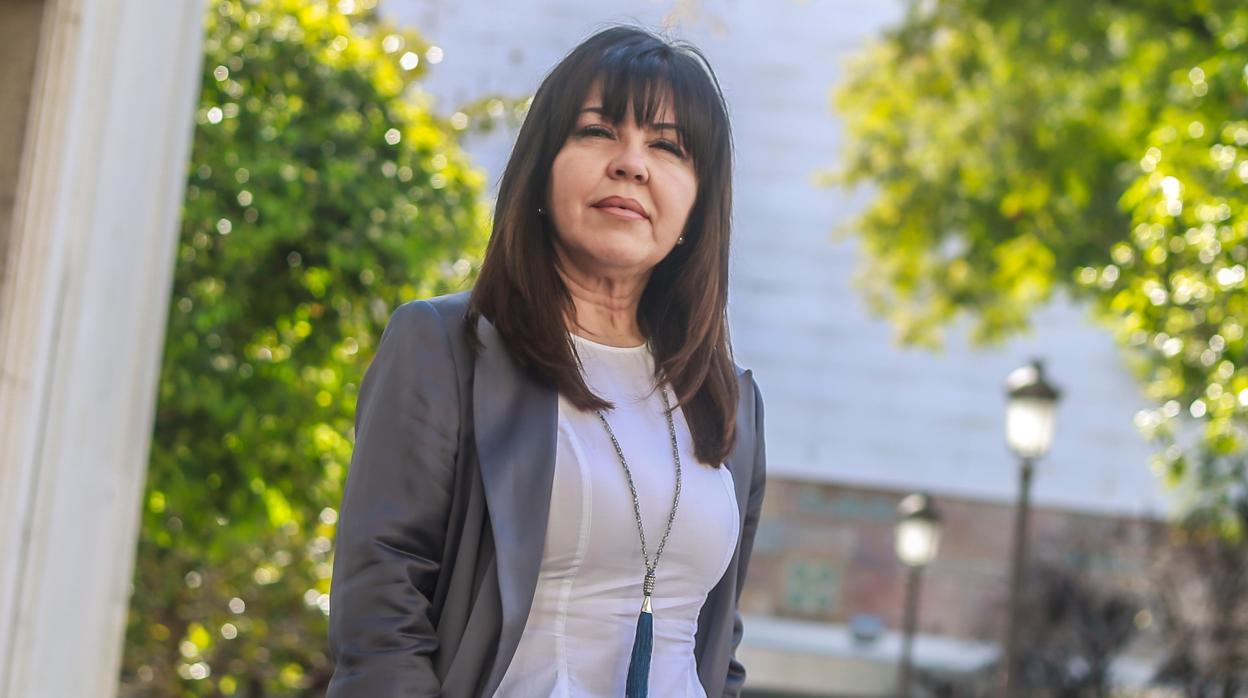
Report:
546,82,698,282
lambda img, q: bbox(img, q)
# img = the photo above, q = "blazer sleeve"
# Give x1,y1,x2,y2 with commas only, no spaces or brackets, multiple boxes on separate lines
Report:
724,375,768,696
327,300,460,697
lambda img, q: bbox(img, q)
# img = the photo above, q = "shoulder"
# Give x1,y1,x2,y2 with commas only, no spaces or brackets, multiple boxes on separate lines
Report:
420,289,472,325
374,291,474,371
731,362,762,412
384,290,471,344
389,289,470,329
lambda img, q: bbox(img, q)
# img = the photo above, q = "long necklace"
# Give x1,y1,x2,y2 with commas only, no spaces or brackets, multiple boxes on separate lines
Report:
594,384,682,698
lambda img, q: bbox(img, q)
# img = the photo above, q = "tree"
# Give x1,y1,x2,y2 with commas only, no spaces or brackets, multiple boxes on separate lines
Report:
1149,507,1248,695
918,559,1141,697
832,0,1248,532
121,0,490,694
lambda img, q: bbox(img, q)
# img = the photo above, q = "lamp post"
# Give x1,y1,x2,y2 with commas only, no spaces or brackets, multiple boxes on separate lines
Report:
895,492,943,698
1001,359,1060,698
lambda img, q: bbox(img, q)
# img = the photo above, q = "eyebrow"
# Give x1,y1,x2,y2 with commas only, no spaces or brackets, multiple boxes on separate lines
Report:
579,106,679,133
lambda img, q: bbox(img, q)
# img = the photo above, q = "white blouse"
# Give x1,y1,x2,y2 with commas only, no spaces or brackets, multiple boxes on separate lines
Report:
493,333,741,697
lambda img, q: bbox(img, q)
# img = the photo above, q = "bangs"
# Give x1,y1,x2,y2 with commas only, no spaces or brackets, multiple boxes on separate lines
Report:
580,41,727,169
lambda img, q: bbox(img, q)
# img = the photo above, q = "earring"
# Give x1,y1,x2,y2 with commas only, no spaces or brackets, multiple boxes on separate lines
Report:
676,235,685,245
537,206,544,215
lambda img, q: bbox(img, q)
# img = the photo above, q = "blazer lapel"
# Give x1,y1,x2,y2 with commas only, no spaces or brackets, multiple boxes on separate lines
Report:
722,368,756,528
472,315,558,693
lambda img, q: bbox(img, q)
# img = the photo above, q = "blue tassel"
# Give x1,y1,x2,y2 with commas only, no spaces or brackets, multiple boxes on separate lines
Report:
625,605,653,697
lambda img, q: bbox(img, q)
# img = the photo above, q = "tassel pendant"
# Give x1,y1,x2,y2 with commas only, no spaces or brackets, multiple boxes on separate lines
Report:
625,573,657,698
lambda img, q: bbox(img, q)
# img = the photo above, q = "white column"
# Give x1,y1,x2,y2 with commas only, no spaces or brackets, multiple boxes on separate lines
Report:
0,1,205,696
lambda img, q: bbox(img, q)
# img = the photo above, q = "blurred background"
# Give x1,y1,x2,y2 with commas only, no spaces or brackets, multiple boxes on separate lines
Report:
1,0,1245,696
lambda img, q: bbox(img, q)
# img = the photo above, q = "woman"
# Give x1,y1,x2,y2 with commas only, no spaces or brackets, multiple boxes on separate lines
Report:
327,25,766,698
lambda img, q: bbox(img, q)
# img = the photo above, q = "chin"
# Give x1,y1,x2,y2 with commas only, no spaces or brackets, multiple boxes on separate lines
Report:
583,239,657,271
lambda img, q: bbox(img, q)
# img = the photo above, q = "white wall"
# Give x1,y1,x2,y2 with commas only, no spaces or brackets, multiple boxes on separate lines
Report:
381,0,1169,518
0,1,204,696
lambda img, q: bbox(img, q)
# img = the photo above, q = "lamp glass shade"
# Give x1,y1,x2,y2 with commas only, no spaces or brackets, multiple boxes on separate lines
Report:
1005,395,1056,459
895,517,941,567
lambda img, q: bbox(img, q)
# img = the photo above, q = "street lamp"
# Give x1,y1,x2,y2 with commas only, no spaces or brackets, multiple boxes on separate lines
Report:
1001,359,1060,697
895,492,943,698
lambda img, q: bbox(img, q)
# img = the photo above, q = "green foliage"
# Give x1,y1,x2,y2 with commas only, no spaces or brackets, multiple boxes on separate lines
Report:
121,0,489,694
834,0,1248,530
1085,16,1248,532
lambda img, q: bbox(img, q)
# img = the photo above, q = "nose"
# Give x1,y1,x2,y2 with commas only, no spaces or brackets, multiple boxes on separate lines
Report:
608,141,648,184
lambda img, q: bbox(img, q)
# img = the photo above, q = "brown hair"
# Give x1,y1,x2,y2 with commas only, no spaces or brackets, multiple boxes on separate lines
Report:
466,25,738,466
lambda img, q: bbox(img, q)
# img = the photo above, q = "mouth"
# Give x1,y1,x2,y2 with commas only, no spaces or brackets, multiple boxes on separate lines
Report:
592,205,648,221
591,195,649,220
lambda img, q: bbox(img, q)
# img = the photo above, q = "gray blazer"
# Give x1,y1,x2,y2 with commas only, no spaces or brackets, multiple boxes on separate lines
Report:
327,290,767,697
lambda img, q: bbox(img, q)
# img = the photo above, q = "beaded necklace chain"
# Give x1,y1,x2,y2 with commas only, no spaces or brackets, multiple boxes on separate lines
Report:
593,383,682,697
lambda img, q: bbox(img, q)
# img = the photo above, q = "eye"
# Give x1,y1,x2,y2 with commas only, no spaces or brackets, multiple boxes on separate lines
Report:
578,124,614,138
654,140,686,158
577,125,688,159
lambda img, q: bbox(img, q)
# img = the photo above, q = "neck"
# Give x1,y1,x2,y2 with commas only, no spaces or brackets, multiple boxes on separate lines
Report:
555,248,649,348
